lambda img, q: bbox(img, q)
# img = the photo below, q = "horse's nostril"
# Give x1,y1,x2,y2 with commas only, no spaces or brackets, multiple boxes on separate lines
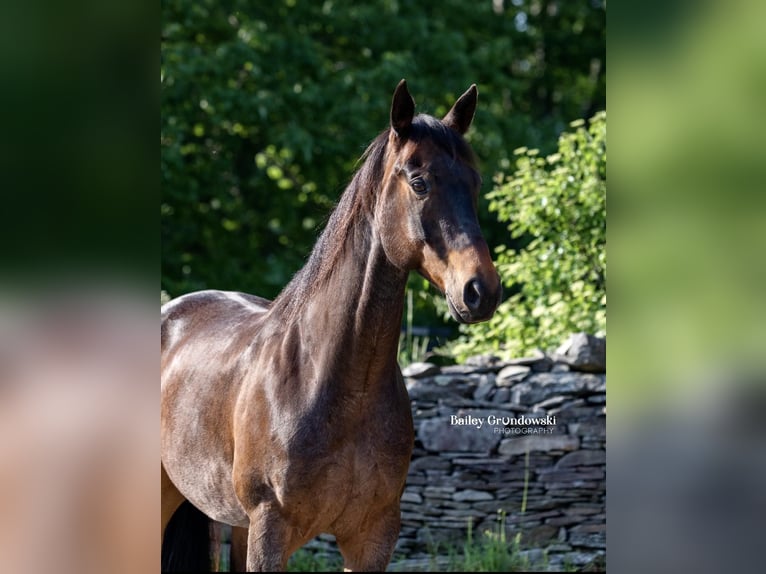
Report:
463,279,483,312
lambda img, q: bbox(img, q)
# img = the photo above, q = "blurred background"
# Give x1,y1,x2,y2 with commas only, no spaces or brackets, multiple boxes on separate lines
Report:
609,1,766,572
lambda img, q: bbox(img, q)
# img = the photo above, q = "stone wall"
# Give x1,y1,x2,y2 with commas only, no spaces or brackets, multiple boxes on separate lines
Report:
393,333,606,571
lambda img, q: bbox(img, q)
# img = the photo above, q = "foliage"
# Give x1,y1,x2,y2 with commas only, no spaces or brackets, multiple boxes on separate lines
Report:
161,0,605,336
454,514,533,572
286,548,342,572
393,512,536,572
444,111,606,360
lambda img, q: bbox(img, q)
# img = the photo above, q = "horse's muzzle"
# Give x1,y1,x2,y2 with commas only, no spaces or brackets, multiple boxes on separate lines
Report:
447,274,502,324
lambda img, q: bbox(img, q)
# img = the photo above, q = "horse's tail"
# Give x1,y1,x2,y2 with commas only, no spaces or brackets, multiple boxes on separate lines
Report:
161,501,211,572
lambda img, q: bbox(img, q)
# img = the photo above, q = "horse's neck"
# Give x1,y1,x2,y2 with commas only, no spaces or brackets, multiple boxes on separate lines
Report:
306,223,407,371
285,216,407,384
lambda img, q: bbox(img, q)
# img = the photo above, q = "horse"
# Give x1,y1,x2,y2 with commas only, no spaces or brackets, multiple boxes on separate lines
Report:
161,80,502,572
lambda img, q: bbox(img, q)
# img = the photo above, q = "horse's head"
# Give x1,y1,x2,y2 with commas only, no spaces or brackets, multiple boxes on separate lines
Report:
376,80,502,324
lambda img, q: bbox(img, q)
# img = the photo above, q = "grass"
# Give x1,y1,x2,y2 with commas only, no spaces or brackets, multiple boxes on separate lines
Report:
403,510,540,573
286,548,343,572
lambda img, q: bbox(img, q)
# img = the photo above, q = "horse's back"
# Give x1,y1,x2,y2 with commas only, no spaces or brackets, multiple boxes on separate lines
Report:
161,289,271,355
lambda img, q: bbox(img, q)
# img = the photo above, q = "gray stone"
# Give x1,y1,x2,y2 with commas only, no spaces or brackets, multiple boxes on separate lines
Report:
452,489,494,502
498,435,579,456
538,468,605,483
472,375,495,401
519,548,546,566
553,333,606,373
556,449,606,467
545,481,599,490
586,378,606,393
452,457,507,466
492,387,511,404
445,479,490,491
400,491,423,504
567,420,606,438
545,514,587,526
470,500,510,513
449,469,481,482
402,362,440,378
441,364,483,375
434,375,460,386
390,556,451,572
512,372,606,404
564,505,602,515
407,381,456,402
413,406,439,418
562,551,601,566
520,524,558,545
528,453,556,466
523,496,560,510
532,395,568,410
549,399,587,416
442,508,482,519
463,353,506,370
423,469,448,479
506,510,562,524
568,524,606,549
496,364,531,386
416,527,463,546
409,456,452,471
423,485,455,500
504,349,554,372
438,500,471,510
405,475,428,486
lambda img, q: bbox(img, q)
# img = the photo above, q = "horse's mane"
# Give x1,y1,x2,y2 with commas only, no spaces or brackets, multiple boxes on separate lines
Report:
270,114,477,319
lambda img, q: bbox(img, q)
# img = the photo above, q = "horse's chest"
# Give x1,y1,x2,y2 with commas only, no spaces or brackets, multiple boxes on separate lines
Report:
281,417,413,517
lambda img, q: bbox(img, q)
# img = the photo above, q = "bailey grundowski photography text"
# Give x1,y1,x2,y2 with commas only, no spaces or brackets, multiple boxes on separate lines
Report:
450,413,558,434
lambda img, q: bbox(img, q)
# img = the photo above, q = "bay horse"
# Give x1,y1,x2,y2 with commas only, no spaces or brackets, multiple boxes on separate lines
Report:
161,80,501,572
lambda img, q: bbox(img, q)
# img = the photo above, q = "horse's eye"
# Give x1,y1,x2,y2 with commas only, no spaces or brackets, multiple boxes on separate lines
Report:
410,178,428,196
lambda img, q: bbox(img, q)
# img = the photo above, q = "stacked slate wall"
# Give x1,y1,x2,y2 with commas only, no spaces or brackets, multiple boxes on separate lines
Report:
394,334,605,570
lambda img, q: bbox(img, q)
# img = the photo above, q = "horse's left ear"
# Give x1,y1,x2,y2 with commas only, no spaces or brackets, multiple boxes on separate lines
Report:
443,84,478,135
391,79,415,139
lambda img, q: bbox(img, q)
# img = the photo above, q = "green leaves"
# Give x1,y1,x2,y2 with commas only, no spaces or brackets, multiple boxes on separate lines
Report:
446,112,606,360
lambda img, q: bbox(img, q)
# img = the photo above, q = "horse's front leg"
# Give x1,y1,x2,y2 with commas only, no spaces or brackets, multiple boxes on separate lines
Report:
245,504,294,572
336,505,401,572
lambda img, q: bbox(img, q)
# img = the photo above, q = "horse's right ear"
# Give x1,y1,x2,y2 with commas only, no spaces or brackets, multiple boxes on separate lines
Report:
390,79,415,139
443,84,478,135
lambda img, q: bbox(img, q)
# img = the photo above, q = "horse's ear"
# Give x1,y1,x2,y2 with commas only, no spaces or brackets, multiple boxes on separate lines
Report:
390,79,415,139
443,84,478,135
